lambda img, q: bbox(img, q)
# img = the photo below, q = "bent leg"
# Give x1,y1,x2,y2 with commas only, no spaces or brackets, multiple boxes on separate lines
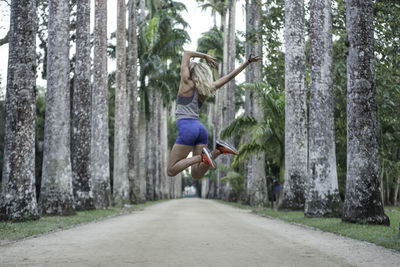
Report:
191,145,222,180
167,144,202,177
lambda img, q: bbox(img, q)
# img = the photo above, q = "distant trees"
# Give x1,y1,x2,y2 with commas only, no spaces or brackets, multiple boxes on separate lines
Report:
342,0,389,225
0,0,39,221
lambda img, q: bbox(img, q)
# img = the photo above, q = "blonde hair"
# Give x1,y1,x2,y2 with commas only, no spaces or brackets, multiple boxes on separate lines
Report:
189,62,215,97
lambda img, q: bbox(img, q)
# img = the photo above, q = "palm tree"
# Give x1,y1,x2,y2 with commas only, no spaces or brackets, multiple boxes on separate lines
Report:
222,84,285,184
72,0,94,210
39,0,75,215
113,0,130,206
244,0,267,207
139,1,189,199
91,0,111,209
278,0,307,211
342,0,389,225
0,0,39,221
128,0,146,204
305,0,340,217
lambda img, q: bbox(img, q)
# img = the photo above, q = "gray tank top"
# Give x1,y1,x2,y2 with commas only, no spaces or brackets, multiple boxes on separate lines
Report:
175,89,204,120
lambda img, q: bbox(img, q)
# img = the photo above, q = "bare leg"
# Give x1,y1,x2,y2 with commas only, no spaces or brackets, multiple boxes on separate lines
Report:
167,144,202,177
191,144,222,180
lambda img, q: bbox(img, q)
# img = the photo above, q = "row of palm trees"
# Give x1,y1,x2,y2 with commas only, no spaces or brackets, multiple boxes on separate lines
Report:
0,0,188,221
0,0,392,226
199,0,389,225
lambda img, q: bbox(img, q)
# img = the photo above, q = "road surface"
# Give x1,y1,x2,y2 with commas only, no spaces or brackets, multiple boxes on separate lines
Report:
1,198,400,266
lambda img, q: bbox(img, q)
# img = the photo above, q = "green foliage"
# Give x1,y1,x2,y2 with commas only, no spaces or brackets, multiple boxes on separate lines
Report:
138,1,190,115
374,1,400,205
221,170,244,198
197,26,223,62
222,83,284,180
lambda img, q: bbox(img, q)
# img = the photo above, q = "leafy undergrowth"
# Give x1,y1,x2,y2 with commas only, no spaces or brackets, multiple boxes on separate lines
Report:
219,201,400,252
0,200,165,242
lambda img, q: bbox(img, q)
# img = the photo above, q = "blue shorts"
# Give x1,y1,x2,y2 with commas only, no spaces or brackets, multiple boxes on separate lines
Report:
175,119,208,146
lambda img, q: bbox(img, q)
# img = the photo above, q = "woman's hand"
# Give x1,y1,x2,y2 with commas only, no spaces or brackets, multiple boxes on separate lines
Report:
247,54,262,63
205,55,218,68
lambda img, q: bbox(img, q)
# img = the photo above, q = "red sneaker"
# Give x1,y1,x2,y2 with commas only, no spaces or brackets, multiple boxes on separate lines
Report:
216,139,239,155
201,147,217,169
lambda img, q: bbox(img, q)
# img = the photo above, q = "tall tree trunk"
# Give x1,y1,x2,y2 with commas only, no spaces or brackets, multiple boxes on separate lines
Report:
138,108,147,201
0,0,39,221
152,90,161,200
393,170,400,206
146,89,155,201
220,0,236,202
135,0,147,203
305,0,340,217
243,0,253,205
72,0,94,210
39,0,75,215
214,7,227,200
342,0,389,225
160,103,169,199
91,0,111,209
114,0,130,206
279,0,307,210
245,0,267,207
169,101,182,199
128,0,144,204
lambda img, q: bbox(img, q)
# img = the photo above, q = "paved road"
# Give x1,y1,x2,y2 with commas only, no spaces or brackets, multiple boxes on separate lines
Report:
1,198,400,267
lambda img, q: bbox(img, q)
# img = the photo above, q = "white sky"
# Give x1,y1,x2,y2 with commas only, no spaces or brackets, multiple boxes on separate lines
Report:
0,0,246,94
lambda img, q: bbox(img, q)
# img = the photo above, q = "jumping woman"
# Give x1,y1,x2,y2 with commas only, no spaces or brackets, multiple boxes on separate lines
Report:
167,50,261,179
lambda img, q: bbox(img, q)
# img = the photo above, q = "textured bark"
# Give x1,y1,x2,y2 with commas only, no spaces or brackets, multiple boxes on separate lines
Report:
169,101,182,199
245,0,267,207
113,0,130,206
220,0,236,202
214,9,227,199
279,0,307,210
244,0,254,204
393,171,400,206
153,91,161,200
160,103,169,199
146,89,155,201
139,0,145,22
342,0,389,225
91,0,111,209
128,0,144,204
305,0,340,217
0,0,39,221
72,0,94,210
137,109,147,201
39,0,75,215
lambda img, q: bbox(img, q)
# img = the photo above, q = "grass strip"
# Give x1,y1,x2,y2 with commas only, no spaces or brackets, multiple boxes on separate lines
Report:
0,200,165,242
218,200,400,252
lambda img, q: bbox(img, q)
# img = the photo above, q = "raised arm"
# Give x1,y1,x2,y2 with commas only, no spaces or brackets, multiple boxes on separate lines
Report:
212,55,261,89
180,50,218,85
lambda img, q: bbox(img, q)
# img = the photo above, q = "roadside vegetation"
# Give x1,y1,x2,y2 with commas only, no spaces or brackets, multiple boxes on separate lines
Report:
0,201,165,242
220,201,400,251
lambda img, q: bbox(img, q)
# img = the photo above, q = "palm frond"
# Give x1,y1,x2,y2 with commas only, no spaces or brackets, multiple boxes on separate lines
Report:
220,115,257,139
